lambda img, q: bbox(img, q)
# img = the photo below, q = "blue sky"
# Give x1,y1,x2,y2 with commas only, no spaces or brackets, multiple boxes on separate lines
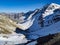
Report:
0,0,60,13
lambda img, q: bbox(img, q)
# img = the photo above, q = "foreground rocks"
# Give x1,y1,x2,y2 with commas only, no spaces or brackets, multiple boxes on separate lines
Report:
25,33,60,45
36,33,60,45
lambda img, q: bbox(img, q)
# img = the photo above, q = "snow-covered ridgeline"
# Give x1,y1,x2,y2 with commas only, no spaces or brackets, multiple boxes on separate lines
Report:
43,3,60,18
17,10,38,30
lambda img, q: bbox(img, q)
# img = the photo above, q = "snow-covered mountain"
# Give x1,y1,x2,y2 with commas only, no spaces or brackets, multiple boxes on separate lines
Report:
24,3,60,45
42,3,60,26
0,3,60,45
21,3,60,40
42,3,60,18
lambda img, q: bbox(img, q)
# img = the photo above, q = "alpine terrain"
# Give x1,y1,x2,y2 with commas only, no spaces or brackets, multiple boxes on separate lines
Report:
0,3,60,45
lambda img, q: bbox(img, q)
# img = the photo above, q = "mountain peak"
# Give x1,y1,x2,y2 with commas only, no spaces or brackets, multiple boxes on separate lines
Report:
42,3,60,18
50,3,60,8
